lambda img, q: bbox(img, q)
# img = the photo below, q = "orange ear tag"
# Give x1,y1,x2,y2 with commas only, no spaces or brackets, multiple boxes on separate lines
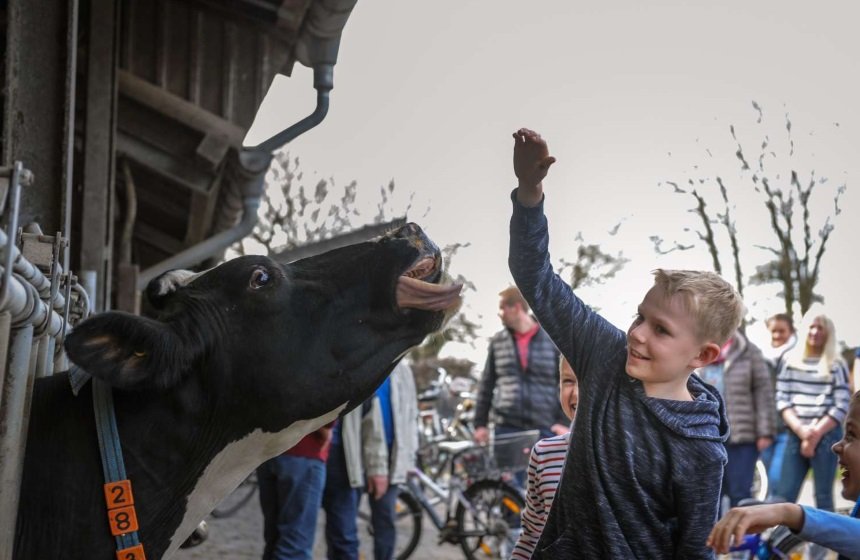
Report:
107,504,139,536
104,480,135,510
116,543,146,560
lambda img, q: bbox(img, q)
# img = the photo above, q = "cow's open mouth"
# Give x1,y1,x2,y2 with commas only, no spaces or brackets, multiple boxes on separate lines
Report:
396,254,461,312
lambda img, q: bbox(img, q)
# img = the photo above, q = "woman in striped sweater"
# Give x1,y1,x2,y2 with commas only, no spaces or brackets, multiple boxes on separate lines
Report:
774,307,852,511
511,357,578,559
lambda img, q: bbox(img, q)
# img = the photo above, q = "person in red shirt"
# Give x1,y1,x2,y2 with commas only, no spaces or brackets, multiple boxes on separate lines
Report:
257,422,334,560
473,286,567,445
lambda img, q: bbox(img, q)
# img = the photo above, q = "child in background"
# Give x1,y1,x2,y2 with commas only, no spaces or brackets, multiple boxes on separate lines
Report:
508,128,740,558
511,357,578,559
708,390,860,560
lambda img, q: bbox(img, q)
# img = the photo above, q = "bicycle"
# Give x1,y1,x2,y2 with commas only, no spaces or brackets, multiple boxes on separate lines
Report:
727,525,805,559
371,431,536,560
210,471,258,518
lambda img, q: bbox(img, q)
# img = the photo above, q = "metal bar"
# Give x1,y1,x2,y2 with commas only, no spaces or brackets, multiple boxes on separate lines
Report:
0,324,36,559
80,0,120,313
0,312,12,405
61,0,80,274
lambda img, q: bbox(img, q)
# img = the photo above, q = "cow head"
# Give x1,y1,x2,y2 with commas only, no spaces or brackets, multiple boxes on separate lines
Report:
64,222,460,429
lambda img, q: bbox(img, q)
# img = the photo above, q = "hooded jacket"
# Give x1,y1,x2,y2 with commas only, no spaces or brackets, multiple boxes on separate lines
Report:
509,192,729,559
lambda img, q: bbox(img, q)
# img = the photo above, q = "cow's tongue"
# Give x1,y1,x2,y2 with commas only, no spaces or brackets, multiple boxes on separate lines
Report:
396,276,462,311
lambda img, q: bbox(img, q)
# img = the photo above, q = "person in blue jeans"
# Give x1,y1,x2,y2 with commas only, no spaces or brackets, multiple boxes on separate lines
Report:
257,424,332,560
321,401,384,560
760,313,797,498
709,389,860,560
365,361,419,560
774,308,851,512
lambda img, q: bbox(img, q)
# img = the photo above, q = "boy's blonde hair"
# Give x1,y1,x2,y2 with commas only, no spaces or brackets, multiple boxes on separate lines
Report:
651,269,745,345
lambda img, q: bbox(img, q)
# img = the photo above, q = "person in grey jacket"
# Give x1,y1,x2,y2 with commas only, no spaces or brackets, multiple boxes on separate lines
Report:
698,330,776,507
321,361,417,560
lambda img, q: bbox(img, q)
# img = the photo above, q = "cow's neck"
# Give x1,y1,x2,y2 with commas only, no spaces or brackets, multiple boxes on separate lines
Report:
108,378,346,558
163,405,345,556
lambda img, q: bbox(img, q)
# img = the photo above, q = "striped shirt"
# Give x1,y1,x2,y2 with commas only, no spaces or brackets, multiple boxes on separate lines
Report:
511,433,570,559
776,357,851,424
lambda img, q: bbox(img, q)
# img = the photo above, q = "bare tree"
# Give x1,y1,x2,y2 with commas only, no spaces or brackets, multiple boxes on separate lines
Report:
654,102,846,317
557,230,629,291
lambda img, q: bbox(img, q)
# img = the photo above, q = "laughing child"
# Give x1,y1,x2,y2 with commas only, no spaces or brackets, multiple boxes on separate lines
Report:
507,128,741,558
708,389,860,560
512,357,579,559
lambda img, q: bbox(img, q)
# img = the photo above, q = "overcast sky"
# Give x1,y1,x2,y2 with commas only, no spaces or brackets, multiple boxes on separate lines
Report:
247,0,860,366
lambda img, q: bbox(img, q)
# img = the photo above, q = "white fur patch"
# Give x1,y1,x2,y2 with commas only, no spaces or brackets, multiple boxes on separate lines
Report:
163,404,346,557
155,269,207,296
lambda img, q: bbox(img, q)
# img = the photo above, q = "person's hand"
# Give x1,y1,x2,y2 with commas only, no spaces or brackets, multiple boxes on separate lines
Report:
800,431,822,458
551,423,570,436
756,437,773,452
366,475,389,500
512,128,556,207
474,427,490,445
795,423,813,440
707,503,804,554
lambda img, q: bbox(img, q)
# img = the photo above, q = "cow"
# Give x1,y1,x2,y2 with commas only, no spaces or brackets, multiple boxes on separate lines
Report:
14,223,461,560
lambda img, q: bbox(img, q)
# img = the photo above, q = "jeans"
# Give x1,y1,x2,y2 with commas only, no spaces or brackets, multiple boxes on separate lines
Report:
761,431,788,498
495,424,542,489
774,427,843,511
257,454,326,560
722,442,759,507
367,485,399,560
322,442,361,560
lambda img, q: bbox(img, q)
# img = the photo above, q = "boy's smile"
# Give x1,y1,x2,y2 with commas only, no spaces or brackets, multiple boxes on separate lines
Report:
832,399,860,501
626,285,719,399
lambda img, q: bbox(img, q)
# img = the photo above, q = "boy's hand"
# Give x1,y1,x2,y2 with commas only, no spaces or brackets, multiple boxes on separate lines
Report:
512,128,556,207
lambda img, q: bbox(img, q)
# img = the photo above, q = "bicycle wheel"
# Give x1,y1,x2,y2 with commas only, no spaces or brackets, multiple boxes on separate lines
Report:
211,473,258,518
455,479,524,559
357,487,424,560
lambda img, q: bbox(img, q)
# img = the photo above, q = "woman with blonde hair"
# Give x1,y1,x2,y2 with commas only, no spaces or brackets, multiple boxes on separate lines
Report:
774,305,852,511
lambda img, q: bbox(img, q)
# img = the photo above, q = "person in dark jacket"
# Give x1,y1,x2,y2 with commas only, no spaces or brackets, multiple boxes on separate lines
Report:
473,286,566,447
508,127,741,559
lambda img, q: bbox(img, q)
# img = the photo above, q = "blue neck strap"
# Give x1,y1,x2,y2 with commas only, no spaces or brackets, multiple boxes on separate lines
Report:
70,365,141,551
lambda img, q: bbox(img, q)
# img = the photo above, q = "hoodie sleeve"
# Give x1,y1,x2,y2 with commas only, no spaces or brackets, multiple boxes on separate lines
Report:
672,456,722,559
508,190,626,387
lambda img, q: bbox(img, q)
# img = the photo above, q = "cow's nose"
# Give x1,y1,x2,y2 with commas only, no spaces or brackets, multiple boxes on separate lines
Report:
392,223,422,239
391,223,439,256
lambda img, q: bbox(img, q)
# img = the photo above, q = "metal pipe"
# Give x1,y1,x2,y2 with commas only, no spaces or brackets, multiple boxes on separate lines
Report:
137,63,335,289
0,229,66,313
0,324,36,557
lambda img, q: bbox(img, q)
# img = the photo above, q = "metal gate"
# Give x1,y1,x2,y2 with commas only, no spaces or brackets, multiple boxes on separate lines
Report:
0,162,88,557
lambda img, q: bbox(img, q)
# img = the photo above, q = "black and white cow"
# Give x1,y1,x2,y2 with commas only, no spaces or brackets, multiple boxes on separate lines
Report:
14,223,460,560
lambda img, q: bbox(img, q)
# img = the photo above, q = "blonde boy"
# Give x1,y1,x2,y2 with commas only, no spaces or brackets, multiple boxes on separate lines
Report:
508,128,742,558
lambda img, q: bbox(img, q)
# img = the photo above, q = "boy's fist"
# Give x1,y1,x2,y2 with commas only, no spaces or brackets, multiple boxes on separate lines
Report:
512,128,556,207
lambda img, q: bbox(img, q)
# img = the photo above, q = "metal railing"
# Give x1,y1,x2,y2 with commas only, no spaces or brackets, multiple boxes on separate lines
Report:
0,162,87,559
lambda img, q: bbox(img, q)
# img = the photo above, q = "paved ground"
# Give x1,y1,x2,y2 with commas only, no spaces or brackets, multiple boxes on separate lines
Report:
174,476,853,560
174,487,466,560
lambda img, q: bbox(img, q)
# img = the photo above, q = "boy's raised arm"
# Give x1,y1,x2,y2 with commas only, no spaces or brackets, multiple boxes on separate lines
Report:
513,128,556,207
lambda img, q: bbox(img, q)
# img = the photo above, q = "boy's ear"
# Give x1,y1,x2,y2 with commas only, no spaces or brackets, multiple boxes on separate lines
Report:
65,311,190,390
690,342,722,369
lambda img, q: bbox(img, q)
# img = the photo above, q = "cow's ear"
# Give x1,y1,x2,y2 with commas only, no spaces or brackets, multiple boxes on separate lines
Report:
65,312,189,390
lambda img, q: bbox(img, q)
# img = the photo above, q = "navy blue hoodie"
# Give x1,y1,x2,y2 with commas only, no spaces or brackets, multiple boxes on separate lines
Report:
509,192,729,559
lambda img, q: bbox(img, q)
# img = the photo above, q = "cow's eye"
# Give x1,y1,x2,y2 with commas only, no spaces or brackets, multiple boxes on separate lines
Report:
250,268,270,289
